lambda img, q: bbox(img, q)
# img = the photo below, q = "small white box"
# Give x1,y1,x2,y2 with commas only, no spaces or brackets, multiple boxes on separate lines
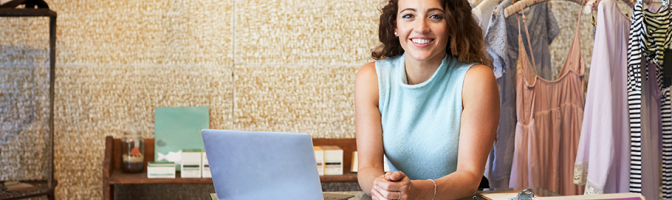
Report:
314,146,324,176
181,149,202,178
147,161,176,179
351,151,358,172
320,146,343,175
383,155,390,172
201,150,211,178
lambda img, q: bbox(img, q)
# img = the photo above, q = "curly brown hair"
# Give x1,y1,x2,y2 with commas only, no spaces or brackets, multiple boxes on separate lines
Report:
371,0,493,68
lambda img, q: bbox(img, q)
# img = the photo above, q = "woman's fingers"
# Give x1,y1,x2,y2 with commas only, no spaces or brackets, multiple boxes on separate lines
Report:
372,185,389,200
391,171,406,181
371,187,379,200
382,182,409,193
374,173,411,199
384,171,406,181
378,188,404,200
384,171,394,181
374,181,404,200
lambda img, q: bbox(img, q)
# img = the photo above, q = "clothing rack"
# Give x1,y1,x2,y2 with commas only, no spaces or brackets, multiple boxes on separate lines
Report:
0,7,57,200
583,0,662,14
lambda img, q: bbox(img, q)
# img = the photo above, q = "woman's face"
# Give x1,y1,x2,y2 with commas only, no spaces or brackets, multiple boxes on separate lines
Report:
395,0,448,63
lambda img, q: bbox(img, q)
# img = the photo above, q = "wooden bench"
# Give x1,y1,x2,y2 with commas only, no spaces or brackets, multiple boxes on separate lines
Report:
102,136,357,200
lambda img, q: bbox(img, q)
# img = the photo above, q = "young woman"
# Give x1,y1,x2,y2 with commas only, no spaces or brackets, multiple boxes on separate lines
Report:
354,0,499,199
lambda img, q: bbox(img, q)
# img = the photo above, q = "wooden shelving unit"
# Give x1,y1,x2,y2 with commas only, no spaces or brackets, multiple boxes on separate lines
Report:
103,136,358,200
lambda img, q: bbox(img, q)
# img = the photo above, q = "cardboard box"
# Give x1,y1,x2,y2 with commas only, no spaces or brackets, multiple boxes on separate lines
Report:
314,146,325,176
202,150,211,178
320,146,343,175
384,154,390,172
351,151,358,172
147,161,176,179
181,149,202,178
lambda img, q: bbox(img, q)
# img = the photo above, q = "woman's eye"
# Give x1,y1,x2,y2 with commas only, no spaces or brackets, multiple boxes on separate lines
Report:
402,14,413,19
430,14,444,20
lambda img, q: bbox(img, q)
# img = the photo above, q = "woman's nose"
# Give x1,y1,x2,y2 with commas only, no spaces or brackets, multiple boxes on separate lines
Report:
413,18,430,34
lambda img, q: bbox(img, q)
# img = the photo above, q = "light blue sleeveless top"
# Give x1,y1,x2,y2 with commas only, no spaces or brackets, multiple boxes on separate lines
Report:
377,53,475,180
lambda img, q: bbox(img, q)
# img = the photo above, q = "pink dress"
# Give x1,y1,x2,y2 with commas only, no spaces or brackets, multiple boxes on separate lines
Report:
509,11,585,195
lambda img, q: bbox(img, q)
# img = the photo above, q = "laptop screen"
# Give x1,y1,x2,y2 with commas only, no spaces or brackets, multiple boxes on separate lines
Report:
202,130,324,200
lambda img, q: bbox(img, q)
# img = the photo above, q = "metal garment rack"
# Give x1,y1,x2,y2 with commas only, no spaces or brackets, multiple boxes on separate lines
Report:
0,8,57,200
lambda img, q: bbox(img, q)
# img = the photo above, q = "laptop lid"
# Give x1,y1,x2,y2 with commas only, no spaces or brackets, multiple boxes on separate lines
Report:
202,129,324,200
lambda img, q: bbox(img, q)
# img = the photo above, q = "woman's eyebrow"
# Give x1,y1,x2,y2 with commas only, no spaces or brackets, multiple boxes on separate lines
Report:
399,8,416,13
400,8,444,14
427,8,445,12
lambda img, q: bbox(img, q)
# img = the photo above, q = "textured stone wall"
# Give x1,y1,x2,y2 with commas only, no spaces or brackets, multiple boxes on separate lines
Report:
0,0,622,198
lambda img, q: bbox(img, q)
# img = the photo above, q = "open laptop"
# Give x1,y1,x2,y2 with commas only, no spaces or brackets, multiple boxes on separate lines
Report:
201,129,355,200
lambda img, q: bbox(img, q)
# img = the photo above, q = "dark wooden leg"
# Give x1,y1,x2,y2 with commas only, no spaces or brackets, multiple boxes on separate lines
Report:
47,190,55,200
103,182,113,200
110,184,114,200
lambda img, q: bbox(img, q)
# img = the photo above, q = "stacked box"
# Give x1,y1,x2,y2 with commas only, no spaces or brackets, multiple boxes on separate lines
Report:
314,146,324,175
384,155,390,172
181,149,202,178
202,150,211,178
320,146,343,175
351,151,358,172
147,161,176,179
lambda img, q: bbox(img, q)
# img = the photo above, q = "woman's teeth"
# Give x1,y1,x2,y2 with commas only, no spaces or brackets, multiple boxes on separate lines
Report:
411,39,432,44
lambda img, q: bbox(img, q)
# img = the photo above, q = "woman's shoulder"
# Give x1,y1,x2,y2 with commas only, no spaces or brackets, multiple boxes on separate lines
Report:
358,62,376,76
465,64,492,74
355,62,380,106
463,64,495,83
462,64,497,99
356,62,377,86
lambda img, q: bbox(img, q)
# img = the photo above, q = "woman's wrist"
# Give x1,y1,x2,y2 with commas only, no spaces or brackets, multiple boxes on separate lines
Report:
357,167,386,196
409,179,436,200
427,179,436,200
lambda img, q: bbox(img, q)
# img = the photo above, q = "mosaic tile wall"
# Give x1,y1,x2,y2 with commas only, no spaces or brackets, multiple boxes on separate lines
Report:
0,0,612,199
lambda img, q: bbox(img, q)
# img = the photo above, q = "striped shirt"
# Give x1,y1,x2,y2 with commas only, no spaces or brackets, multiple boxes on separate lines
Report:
627,3,672,198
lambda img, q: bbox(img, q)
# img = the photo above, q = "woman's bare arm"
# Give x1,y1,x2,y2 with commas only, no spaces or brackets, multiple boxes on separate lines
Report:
355,62,387,196
431,64,500,199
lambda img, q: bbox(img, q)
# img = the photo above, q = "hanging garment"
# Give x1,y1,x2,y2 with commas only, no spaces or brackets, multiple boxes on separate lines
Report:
473,0,499,36
663,87,672,199
509,9,585,195
641,59,663,200
641,6,672,199
483,0,559,188
485,0,559,80
573,0,632,194
626,3,670,199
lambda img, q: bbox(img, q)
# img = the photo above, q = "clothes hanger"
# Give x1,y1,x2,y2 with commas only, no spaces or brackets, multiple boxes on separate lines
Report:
637,0,669,13
475,0,502,10
504,0,584,17
473,0,502,23
584,0,635,27
638,0,669,5
471,0,485,6
583,0,634,14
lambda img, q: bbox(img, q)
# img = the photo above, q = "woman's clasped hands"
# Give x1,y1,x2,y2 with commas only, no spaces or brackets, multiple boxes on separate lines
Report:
371,171,413,200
